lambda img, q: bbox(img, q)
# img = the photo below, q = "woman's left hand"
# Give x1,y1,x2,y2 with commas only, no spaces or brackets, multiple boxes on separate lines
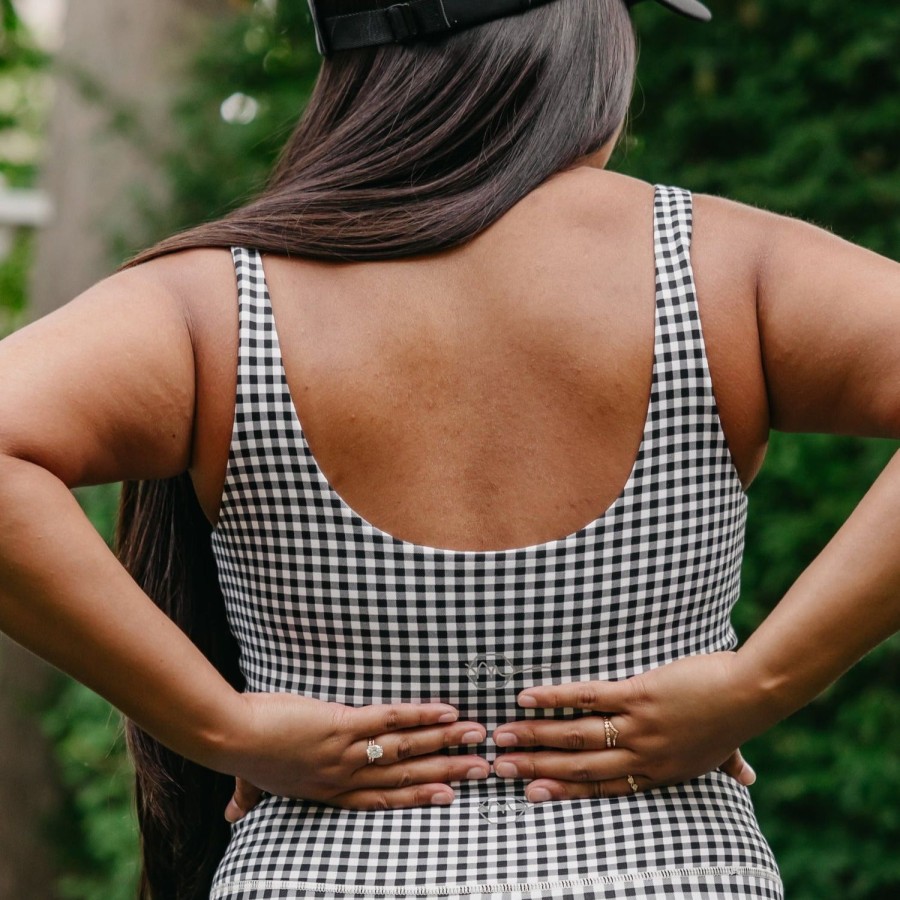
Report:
492,651,765,802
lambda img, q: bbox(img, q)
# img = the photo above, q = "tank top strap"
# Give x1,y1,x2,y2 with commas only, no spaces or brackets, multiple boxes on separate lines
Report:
224,246,297,480
649,183,745,498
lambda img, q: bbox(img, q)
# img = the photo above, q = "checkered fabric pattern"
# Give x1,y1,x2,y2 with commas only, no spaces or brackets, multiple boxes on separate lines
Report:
208,185,783,899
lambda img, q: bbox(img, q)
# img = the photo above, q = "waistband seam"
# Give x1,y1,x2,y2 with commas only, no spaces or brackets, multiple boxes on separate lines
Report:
211,865,783,897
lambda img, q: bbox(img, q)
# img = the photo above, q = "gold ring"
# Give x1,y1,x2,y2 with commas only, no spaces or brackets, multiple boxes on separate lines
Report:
627,774,640,793
603,716,619,749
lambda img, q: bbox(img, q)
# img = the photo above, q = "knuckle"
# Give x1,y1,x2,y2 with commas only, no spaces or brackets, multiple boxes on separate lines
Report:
384,708,403,731
628,675,652,707
330,703,355,738
395,768,414,789
573,765,593,783
576,687,597,708
395,738,414,761
371,792,391,812
592,781,608,800
564,729,585,750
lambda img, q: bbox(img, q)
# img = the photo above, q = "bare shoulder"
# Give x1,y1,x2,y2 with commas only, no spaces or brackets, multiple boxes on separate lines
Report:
130,246,238,328
694,190,900,438
554,167,657,218
125,246,240,499
134,246,240,404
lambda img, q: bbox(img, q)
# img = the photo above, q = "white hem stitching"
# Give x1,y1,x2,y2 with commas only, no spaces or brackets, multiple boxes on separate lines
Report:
211,865,783,897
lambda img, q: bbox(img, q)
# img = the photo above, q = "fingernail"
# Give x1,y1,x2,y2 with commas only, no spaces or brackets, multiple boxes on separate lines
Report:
466,766,487,779
740,764,757,786
518,694,537,707
494,761,518,777
495,732,518,747
528,787,551,802
438,711,458,723
432,792,453,805
461,730,484,743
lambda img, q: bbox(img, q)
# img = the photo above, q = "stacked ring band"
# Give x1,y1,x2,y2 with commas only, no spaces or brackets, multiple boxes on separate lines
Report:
627,774,640,793
366,737,385,764
603,716,620,749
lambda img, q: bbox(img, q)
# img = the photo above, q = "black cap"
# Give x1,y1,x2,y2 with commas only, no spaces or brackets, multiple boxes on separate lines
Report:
628,0,712,21
308,0,712,57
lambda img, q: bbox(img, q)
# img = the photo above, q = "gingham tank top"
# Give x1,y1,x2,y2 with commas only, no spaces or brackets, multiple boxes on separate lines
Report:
208,185,784,900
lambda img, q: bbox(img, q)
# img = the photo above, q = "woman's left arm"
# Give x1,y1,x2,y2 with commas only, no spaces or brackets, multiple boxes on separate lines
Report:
492,195,900,802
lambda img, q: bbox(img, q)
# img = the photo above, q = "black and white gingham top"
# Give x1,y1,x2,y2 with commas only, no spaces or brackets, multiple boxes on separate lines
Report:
208,185,784,899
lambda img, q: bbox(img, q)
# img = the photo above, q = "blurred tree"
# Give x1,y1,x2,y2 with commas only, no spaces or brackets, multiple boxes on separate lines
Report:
0,5,60,898
28,0,237,319
0,0,52,330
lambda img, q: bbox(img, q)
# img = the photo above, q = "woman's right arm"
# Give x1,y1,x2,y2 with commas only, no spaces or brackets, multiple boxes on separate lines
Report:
0,263,487,809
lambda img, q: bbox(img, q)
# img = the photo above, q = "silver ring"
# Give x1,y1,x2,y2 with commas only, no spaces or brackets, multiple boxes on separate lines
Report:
366,737,385,764
603,716,619,749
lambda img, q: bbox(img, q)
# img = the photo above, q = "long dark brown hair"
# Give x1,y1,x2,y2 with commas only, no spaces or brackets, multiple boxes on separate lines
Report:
114,1,638,896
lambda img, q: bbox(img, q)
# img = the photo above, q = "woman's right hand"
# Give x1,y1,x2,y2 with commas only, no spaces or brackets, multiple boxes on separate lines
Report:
222,692,488,822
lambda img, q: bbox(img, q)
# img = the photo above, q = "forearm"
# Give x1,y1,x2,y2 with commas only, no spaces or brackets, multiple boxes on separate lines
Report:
737,447,900,722
0,453,243,771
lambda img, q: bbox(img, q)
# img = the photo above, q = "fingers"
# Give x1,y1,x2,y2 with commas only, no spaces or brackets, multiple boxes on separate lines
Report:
518,774,651,803
719,749,757,786
352,702,460,736
492,749,633,784
493,715,626,750
225,778,264,823
336,782,460,811
357,721,487,768
353,753,490,789
516,679,632,712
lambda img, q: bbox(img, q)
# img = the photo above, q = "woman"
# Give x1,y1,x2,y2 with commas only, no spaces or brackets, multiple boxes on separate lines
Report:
0,0,898,897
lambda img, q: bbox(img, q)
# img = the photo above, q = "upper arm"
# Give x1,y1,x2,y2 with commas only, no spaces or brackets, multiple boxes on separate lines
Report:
0,261,196,487
759,212,900,437
699,194,900,439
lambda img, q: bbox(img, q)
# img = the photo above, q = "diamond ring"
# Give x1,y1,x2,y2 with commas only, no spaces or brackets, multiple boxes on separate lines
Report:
366,738,385,764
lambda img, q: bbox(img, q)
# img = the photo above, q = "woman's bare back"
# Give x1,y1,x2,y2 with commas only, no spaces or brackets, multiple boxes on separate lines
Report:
181,167,768,551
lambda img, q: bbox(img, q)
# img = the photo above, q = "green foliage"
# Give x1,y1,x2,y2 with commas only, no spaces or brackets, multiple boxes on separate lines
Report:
117,1,321,260
737,434,900,897
615,5,900,894
28,0,900,897
41,672,139,900
0,2,50,330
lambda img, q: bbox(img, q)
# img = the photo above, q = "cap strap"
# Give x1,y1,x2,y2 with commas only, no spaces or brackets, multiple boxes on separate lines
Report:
320,0,556,55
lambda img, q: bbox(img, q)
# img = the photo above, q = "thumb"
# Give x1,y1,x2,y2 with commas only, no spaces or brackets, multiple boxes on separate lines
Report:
719,749,756,787
225,778,264,823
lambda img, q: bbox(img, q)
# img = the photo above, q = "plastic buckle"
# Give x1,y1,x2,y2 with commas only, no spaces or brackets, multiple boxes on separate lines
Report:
386,3,419,42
